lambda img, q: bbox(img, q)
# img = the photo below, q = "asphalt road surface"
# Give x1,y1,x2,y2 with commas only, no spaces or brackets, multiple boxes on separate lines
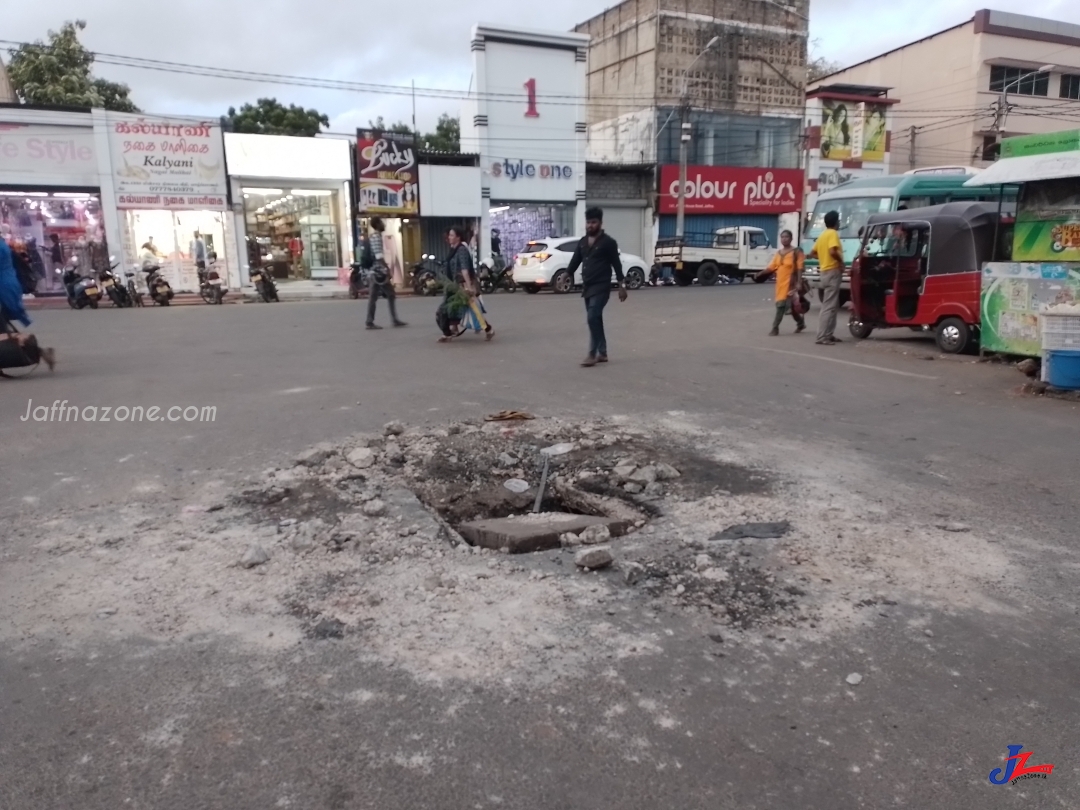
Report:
3,286,1078,809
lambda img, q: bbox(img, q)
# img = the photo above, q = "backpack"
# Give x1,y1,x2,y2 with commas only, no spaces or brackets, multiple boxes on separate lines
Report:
359,238,375,270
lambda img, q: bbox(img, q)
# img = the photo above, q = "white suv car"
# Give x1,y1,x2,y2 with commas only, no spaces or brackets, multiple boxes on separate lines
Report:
513,236,648,294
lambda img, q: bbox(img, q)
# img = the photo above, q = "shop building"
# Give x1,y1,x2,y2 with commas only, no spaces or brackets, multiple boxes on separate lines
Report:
575,0,809,247
417,151,482,261
0,105,109,294
104,111,237,292
461,24,590,260
804,84,899,214
584,162,654,258
225,132,353,283
808,9,1080,171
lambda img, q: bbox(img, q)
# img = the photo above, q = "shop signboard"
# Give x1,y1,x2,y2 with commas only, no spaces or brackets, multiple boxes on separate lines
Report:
981,262,1080,356
105,113,228,210
819,99,887,162
356,131,419,216
1013,178,1080,261
659,165,804,214
0,123,99,186
1001,129,1080,159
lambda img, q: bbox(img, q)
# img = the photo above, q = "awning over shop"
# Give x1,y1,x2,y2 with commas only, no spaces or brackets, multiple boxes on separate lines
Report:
964,152,1080,187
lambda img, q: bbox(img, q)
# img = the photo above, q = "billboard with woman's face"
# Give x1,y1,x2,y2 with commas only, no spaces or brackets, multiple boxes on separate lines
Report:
820,100,887,162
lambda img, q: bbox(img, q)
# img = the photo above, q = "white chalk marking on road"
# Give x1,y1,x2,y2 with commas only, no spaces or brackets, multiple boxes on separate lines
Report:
753,347,938,380
278,387,313,395
118,454,134,463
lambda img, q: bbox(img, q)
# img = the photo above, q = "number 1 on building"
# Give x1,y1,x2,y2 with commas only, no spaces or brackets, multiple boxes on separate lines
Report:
524,78,539,118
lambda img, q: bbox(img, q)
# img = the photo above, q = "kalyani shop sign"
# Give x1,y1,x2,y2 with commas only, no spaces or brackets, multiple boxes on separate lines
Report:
659,165,804,215
106,113,228,210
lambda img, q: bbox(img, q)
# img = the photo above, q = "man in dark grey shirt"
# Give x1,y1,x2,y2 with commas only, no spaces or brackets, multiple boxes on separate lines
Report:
566,207,627,366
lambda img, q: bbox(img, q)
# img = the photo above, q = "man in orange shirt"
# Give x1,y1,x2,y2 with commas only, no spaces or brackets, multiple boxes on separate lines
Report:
758,230,806,336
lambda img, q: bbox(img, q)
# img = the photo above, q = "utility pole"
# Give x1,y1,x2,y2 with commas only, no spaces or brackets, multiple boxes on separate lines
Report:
674,35,719,242
411,80,417,141
908,125,916,171
676,112,691,240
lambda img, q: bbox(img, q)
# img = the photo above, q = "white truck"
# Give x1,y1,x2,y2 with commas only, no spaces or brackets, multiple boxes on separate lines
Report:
654,226,774,286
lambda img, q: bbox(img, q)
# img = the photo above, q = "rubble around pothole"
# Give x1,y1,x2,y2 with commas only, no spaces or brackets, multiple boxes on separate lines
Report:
1,416,1016,685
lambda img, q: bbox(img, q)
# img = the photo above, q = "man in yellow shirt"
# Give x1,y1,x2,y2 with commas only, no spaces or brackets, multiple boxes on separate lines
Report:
809,210,844,345
758,229,806,336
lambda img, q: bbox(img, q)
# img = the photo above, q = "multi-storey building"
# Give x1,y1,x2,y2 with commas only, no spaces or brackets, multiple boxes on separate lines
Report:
575,0,809,245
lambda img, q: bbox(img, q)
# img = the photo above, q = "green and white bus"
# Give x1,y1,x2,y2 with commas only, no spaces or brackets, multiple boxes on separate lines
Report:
801,168,1016,302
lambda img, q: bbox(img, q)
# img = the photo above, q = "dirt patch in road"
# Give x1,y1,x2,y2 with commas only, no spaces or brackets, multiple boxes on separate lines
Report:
0,416,1024,686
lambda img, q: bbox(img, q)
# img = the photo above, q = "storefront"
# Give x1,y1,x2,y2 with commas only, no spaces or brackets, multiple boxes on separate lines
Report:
657,165,805,248
0,107,110,294
100,111,236,291
225,132,352,282
460,24,590,258
417,153,482,261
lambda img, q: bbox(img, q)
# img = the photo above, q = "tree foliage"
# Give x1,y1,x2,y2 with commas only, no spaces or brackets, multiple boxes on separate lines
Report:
7,20,139,111
421,113,460,153
367,116,414,136
225,98,330,137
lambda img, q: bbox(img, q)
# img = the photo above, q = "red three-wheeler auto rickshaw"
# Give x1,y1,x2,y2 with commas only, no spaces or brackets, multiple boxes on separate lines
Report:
847,202,1012,354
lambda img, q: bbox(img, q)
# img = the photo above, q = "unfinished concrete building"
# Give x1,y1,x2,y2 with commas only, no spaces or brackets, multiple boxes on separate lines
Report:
576,0,808,168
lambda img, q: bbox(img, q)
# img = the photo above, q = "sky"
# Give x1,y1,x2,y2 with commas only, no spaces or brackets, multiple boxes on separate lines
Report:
4,0,1080,135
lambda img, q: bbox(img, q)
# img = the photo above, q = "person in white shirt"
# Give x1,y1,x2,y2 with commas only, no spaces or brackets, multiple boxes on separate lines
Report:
365,217,406,330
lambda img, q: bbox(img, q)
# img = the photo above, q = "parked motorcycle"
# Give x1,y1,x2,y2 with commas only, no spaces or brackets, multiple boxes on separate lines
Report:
198,257,226,305
410,254,445,297
478,253,517,294
60,257,103,310
249,265,280,303
127,268,144,307
98,257,135,307
348,262,371,299
142,264,175,306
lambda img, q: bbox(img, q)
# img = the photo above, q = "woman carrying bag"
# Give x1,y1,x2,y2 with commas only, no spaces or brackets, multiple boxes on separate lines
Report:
756,229,808,336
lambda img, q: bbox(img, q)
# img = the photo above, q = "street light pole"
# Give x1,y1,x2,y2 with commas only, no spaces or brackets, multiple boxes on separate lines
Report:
995,64,1055,151
674,35,720,241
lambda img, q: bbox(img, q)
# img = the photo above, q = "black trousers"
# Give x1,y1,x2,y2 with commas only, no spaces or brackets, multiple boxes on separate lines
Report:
366,279,399,325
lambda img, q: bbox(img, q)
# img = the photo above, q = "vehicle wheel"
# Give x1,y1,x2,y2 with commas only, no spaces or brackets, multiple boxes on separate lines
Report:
551,270,573,294
201,290,214,305
849,318,874,340
479,277,495,295
160,298,170,306
89,299,99,309
523,285,540,295
697,262,721,287
674,270,693,287
625,267,645,290
503,278,518,293
935,317,971,354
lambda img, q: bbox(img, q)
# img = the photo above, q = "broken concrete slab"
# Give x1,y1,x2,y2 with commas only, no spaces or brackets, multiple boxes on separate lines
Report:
710,521,792,541
458,512,632,554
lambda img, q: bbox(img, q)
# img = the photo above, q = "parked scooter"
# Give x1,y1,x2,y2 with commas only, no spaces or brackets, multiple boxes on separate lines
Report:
60,257,103,309
98,256,135,307
198,256,226,305
478,253,517,294
249,265,279,303
142,263,175,306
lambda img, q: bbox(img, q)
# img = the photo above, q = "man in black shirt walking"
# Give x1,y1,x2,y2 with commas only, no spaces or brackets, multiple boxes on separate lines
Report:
567,207,627,367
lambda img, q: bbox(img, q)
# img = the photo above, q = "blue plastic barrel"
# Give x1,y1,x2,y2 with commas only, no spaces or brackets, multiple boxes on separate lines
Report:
1046,349,1080,390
